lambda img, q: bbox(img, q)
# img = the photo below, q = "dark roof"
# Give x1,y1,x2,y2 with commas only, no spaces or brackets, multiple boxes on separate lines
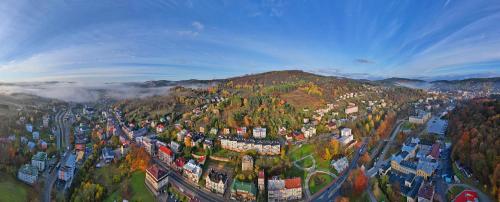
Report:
400,160,417,170
208,168,227,183
146,164,168,181
418,183,435,200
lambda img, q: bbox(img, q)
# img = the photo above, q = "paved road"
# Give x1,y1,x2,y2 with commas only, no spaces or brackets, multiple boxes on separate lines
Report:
153,159,227,202
310,138,368,202
367,120,404,177
42,109,73,202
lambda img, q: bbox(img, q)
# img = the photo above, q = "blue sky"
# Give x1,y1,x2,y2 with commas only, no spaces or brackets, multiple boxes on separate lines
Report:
0,0,499,82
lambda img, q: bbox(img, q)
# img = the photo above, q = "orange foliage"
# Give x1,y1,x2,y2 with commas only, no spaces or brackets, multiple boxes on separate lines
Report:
125,145,151,171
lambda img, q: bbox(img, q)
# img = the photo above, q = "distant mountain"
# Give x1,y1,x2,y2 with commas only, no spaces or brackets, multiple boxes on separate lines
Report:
375,76,500,92
125,79,223,88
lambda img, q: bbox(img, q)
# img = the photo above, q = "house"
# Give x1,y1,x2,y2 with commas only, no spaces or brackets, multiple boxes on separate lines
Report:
173,157,186,172
258,170,265,191
268,177,302,201
452,190,479,202
242,155,254,172
417,182,435,202
177,129,187,142
428,143,440,160
236,127,247,136
338,128,354,146
156,124,165,133
145,164,169,196
102,147,115,163
252,127,266,139
32,131,40,140
58,154,76,182
205,168,228,195
141,136,156,156
31,152,47,171
345,105,358,114
39,140,48,150
18,164,38,185
301,126,316,138
26,124,33,133
203,139,213,150
183,160,202,184
231,179,257,201
158,145,174,165
27,141,36,151
170,141,181,153
331,157,348,173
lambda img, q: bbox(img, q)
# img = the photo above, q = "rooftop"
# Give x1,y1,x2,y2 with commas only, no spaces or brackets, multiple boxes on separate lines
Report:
32,152,47,161
146,164,168,181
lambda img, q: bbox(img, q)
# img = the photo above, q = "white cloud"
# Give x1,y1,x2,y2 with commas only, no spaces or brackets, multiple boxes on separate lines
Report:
192,21,204,30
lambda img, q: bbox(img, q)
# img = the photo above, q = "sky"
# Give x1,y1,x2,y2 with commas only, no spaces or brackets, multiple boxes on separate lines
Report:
0,0,499,82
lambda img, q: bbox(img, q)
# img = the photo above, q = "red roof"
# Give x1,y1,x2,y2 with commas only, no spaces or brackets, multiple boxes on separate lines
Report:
175,157,186,167
295,134,305,140
454,190,479,202
284,177,301,189
430,143,440,159
159,145,173,156
258,170,265,179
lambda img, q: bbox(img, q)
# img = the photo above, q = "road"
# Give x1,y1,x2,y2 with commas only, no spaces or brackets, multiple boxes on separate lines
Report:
42,109,73,202
310,138,368,202
367,120,404,177
153,159,227,202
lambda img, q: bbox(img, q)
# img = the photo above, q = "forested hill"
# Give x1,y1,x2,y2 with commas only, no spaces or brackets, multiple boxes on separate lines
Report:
448,97,500,200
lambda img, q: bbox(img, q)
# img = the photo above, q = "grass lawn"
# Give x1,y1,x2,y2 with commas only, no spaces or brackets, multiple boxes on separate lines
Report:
308,173,334,194
130,171,155,201
103,170,154,202
290,144,314,161
296,156,314,168
0,172,29,202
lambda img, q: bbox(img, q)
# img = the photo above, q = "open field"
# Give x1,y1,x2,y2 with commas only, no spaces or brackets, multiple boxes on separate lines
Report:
0,172,29,202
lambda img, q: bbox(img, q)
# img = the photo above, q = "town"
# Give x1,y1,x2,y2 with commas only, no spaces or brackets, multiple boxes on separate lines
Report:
1,72,496,202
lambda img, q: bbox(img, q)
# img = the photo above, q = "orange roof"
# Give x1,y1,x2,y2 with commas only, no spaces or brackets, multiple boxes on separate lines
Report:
285,177,301,189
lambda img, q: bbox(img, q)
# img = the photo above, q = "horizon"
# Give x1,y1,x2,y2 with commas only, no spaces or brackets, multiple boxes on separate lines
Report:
1,0,500,82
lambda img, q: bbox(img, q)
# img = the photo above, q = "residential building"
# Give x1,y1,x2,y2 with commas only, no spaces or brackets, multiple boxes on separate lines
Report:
170,141,181,153
345,105,358,114
417,182,435,202
31,152,47,171
220,137,281,155
158,145,175,165
145,164,169,196
231,179,257,201
242,155,254,172
142,136,156,156
205,168,228,195
301,126,316,138
252,127,266,139
26,124,33,133
258,170,265,191
338,128,354,146
32,131,40,140
183,160,202,184
268,177,302,201
236,127,247,136
58,154,76,182
409,110,431,124
18,164,38,184
102,147,115,163
452,190,479,202
331,157,348,173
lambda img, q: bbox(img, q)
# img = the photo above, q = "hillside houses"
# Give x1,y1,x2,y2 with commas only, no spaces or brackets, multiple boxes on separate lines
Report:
220,137,281,155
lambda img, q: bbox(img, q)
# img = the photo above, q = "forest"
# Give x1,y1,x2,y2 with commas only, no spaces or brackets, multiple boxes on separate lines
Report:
448,97,500,200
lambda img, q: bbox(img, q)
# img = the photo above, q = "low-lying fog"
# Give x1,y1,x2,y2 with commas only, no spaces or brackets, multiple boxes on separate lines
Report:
0,81,211,103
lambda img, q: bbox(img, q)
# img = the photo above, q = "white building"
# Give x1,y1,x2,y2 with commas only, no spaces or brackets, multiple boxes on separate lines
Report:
338,128,354,146
252,127,266,139
145,164,169,196
18,164,38,184
301,126,316,138
331,157,349,173
205,169,228,195
31,152,47,171
183,160,202,184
